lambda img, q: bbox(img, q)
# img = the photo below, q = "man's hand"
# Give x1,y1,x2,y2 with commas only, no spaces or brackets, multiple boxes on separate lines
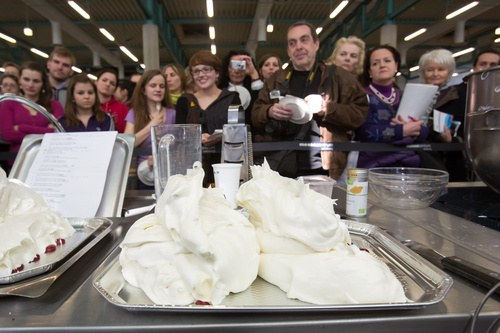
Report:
268,103,293,121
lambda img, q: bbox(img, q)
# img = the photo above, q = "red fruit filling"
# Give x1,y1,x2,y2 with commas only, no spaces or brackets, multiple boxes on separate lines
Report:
11,264,24,274
360,248,370,253
195,300,211,305
29,254,41,263
56,238,65,246
45,244,57,253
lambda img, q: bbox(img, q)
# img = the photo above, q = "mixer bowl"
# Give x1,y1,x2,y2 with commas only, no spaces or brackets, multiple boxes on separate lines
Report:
463,65,500,194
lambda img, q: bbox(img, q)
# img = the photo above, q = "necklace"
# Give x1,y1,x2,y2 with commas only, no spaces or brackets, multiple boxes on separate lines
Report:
369,84,397,104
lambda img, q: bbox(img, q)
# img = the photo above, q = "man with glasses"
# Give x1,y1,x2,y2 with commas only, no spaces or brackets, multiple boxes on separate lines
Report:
47,46,76,108
252,21,369,179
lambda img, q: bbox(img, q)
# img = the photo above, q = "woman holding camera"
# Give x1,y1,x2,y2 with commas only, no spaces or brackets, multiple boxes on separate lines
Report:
176,50,240,185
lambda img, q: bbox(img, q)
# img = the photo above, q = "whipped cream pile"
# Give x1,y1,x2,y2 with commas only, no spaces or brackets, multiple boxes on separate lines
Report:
235,161,406,304
120,162,260,305
0,168,75,276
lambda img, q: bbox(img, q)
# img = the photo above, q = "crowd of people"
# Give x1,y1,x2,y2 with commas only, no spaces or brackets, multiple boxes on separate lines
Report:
1,22,500,187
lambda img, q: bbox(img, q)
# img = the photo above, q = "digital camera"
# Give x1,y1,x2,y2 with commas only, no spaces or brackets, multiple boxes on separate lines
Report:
230,60,246,70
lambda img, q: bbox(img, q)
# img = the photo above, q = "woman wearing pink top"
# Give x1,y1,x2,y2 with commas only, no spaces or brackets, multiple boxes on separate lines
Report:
0,61,64,165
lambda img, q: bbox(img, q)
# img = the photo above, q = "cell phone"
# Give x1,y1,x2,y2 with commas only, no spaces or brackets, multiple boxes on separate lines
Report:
231,60,246,70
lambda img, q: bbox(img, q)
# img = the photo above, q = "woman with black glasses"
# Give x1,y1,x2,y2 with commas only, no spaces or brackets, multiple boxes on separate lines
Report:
175,50,240,185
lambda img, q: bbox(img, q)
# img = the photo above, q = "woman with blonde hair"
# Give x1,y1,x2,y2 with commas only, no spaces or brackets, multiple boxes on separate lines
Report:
59,74,114,132
326,36,365,75
162,63,187,106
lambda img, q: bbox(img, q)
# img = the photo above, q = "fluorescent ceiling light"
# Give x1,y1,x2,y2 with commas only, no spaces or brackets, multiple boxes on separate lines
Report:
99,28,115,41
282,63,289,70
206,0,214,18
71,66,82,73
211,44,216,55
0,32,16,44
87,74,97,80
316,27,323,34
446,1,479,20
24,27,33,37
120,46,138,62
67,1,90,19
209,26,215,39
330,1,349,19
30,48,49,58
0,68,5,72
267,23,274,33
404,28,427,41
495,27,500,35
452,47,475,57
409,65,420,72
140,64,146,69
494,37,500,43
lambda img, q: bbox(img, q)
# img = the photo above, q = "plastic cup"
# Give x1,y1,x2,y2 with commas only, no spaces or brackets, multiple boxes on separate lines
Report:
213,163,242,208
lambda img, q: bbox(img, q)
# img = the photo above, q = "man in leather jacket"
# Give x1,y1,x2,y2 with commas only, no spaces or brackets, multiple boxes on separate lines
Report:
252,21,369,179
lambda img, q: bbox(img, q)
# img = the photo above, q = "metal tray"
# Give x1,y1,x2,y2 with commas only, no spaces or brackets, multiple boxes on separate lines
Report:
9,134,135,217
93,221,453,311
0,217,113,298
1,218,104,284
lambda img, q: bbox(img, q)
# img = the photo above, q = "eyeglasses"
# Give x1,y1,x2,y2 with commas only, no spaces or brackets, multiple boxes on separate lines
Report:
191,66,214,76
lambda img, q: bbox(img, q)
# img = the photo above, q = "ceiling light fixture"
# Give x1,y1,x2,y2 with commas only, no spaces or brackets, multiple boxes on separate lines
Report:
67,1,90,19
316,27,323,34
452,72,459,77
0,68,5,72
330,0,349,19
120,46,138,62
282,63,289,70
494,37,500,43
30,48,49,58
404,28,427,41
87,74,97,80
452,47,475,57
71,66,82,73
445,1,479,20
267,23,274,33
209,26,215,39
206,0,214,18
24,9,33,37
24,27,33,37
211,43,216,55
99,28,115,41
140,64,146,69
409,66,420,72
495,27,500,35
0,32,16,44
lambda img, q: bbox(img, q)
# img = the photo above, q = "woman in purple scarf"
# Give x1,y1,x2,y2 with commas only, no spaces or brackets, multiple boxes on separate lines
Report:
354,45,429,168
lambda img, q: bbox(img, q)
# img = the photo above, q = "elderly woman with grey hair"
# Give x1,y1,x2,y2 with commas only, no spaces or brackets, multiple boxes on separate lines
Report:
418,48,468,181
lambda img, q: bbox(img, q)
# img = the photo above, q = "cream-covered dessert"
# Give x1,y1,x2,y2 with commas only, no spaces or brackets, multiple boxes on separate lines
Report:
0,168,75,276
235,161,406,304
119,162,260,305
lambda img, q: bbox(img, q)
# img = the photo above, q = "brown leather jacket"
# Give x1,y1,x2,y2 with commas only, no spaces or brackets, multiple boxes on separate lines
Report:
252,62,369,179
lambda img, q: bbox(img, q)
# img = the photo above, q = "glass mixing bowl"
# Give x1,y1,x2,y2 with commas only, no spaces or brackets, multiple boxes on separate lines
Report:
368,168,449,209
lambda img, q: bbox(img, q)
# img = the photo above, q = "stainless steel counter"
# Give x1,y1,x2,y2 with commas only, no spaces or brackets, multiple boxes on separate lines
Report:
1,185,499,332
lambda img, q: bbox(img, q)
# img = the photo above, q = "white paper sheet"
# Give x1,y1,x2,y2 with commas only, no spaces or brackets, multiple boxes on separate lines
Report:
25,132,117,217
396,83,439,121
